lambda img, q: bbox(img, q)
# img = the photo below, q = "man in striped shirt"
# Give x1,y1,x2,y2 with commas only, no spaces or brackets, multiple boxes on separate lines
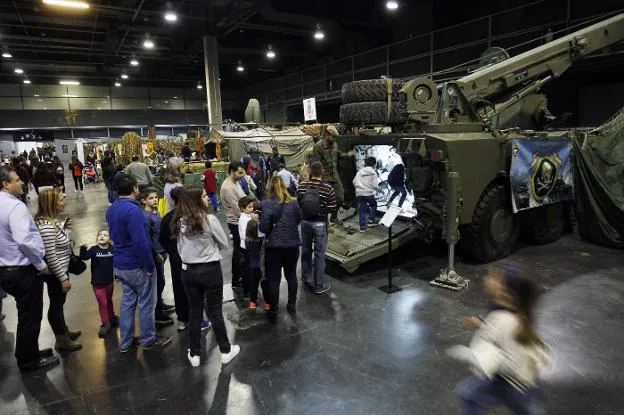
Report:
296,161,336,294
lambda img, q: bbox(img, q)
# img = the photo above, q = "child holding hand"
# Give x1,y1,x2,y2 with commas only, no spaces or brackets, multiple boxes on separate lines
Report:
80,230,117,338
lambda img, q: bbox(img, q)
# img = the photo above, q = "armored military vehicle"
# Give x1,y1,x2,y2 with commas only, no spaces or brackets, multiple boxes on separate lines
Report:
327,13,624,279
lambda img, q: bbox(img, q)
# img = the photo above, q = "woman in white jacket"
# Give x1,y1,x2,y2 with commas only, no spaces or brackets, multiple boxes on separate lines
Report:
447,265,551,415
353,157,381,232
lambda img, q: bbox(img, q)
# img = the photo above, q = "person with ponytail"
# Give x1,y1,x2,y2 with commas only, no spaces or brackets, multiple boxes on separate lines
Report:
447,265,551,415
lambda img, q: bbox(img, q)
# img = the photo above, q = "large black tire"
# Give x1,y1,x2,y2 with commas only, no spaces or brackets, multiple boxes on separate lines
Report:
341,79,407,104
459,184,519,262
521,203,565,245
340,102,407,126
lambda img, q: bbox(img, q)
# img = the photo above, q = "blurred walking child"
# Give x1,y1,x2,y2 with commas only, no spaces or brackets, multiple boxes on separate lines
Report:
80,230,118,337
141,187,174,327
202,161,219,211
447,265,551,415
245,219,268,310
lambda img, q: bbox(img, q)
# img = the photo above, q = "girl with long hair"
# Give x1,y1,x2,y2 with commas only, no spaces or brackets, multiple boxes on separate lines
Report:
448,265,551,414
259,176,301,316
164,156,186,212
35,188,82,351
171,188,240,367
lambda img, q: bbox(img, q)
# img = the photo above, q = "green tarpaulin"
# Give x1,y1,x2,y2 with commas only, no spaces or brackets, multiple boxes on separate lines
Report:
574,108,624,248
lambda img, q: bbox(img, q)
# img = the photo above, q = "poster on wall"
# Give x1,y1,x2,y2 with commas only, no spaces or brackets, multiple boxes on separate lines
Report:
510,138,574,212
303,97,317,122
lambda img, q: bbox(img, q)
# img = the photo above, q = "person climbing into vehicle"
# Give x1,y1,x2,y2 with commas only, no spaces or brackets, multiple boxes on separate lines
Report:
387,162,412,210
311,125,355,226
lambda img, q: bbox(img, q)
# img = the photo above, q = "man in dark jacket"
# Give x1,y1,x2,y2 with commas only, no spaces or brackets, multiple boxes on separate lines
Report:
102,157,117,203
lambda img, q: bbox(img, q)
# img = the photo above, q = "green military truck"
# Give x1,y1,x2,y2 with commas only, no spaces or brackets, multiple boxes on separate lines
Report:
327,13,624,284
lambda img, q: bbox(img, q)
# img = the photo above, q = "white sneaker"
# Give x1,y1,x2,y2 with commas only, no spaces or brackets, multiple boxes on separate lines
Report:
187,349,200,367
221,345,240,364
177,321,188,331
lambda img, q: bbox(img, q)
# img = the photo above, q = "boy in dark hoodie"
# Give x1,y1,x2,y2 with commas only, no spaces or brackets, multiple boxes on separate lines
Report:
387,163,411,209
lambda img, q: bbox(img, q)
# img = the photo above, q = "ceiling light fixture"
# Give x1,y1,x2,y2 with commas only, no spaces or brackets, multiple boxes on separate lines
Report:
266,44,276,59
197,82,203,89
23,79,31,84
386,1,399,10
114,81,121,87
314,24,325,40
236,60,244,72
143,33,154,49
14,68,24,74
121,73,128,79
2,52,12,59
164,11,177,22
34,94,39,97
130,55,139,66
97,107,101,110
42,0,90,9
59,80,80,85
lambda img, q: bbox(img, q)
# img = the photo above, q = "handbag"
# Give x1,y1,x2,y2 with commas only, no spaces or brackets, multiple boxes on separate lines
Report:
67,241,87,276
49,220,87,276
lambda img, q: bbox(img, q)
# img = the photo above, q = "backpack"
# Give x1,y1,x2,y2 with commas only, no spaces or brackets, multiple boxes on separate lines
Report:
299,186,322,220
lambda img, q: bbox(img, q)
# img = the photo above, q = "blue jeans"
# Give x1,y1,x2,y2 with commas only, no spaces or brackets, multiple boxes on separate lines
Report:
115,268,156,349
457,376,545,415
105,179,114,203
301,220,328,290
208,192,219,210
388,185,407,207
357,195,377,230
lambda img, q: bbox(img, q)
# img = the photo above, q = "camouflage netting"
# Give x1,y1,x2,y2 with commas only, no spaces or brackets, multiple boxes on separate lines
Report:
574,107,624,248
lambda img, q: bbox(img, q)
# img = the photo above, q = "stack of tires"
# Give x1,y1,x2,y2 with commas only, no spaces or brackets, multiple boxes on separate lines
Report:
339,79,409,126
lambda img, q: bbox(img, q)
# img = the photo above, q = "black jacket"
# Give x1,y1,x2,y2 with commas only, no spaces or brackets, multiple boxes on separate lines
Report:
259,198,301,249
159,210,181,264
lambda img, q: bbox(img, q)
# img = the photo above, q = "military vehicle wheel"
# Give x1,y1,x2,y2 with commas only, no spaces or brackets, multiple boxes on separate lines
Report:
340,102,407,126
521,203,565,245
341,79,407,104
460,184,518,262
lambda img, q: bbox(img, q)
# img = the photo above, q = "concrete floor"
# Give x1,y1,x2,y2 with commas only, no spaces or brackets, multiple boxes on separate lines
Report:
1,181,623,414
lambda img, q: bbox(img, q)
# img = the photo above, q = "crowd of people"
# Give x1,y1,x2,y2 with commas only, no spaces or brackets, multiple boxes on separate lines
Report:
0,134,551,414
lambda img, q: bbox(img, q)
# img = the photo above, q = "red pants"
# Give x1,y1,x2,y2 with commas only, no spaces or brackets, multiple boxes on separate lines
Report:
93,283,115,324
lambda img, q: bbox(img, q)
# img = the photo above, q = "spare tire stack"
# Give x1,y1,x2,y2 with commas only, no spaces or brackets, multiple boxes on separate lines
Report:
339,79,408,126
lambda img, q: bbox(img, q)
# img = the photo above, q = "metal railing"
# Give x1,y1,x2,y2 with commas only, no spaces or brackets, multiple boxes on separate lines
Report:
250,0,621,114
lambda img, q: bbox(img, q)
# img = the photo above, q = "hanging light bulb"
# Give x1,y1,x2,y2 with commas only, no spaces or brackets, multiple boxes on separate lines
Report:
164,11,177,22
236,60,245,72
114,81,121,87
23,79,31,84
386,1,399,10
314,24,325,40
266,44,276,59
197,82,203,89
143,33,154,49
14,68,24,74
121,73,129,79
130,55,139,66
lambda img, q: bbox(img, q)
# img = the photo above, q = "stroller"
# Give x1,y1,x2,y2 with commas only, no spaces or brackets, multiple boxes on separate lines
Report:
83,163,100,184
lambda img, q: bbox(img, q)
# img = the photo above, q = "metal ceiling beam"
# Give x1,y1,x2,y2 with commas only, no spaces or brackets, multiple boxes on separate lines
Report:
11,0,37,59
114,0,147,56
236,22,310,36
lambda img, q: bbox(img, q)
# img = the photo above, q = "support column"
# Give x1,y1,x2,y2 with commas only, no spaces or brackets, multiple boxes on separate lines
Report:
203,35,223,130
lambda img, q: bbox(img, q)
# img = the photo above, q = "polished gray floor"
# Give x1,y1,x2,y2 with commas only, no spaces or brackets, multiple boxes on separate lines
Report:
1,181,623,414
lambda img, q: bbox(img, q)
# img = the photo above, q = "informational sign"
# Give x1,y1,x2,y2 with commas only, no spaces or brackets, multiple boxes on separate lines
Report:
510,139,574,212
12,130,54,142
303,97,317,122
380,206,403,228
